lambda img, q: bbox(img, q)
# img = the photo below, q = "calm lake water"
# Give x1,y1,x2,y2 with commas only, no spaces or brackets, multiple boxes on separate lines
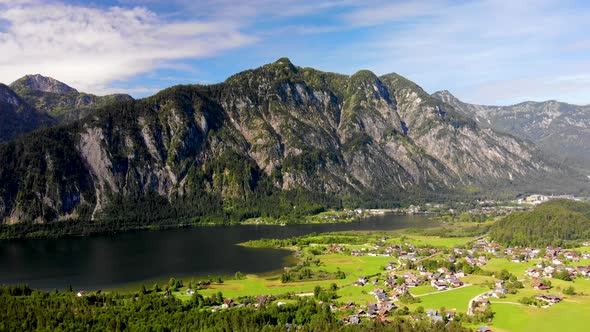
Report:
0,214,435,290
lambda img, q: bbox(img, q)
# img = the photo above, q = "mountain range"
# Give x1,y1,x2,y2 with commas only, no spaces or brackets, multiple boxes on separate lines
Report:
0,58,587,225
432,90,590,174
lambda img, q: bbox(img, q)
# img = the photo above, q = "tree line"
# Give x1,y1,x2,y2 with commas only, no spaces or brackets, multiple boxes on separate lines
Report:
0,285,476,332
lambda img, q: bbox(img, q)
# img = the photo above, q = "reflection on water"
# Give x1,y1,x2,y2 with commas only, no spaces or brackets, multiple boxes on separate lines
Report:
0,214,436,290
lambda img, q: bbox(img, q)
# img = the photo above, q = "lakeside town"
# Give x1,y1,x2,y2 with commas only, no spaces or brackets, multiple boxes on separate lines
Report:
240,194,586,227
123,214,590,331
304,237,585,328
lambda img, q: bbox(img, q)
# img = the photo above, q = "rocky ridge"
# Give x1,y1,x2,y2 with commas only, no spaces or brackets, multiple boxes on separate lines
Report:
432,90,590,173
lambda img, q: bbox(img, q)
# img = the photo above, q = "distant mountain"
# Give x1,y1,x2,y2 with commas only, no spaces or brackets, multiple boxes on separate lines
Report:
432,90,590,173
9,74,133,125
2,58,584,225
0,84,55,142
10,74,77,94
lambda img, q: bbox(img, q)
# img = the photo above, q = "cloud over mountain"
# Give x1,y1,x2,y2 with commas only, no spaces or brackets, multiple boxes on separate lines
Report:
0,0,255,94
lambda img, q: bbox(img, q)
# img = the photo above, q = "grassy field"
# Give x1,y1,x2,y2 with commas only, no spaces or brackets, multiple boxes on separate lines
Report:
480,258,542,277
462,274,495,286
490,296,590,332
388,235,474,247
567,245,590,252
489,304,536,332
409,285,488,312
483,257,590,332
337,284,378,303
197,253,389,299
196,231,477,300
198,274,334,298
408,285,433,295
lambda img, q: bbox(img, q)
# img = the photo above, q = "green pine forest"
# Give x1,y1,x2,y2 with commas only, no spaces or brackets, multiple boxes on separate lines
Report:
489,199,590,247
0,285,471,332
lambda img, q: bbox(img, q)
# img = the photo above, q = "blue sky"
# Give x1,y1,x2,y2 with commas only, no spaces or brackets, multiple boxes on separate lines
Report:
0,0,589,105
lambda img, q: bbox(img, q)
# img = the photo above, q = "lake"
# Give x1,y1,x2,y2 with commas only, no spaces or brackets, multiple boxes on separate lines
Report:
0,214,436,290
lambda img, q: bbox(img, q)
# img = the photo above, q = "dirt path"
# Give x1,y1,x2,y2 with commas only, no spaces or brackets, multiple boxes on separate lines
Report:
414,283,473,297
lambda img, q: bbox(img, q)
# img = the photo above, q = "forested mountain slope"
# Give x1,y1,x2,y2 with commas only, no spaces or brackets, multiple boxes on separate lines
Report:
0,84,56,142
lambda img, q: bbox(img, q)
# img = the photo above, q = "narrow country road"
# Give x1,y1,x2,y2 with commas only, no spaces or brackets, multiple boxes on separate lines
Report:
467,291,488,315
414,283,472,297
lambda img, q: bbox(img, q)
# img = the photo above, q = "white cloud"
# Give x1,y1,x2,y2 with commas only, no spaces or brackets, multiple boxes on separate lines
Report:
0,1,255,94
118,0,355,21
2,0,588,105
341,0,590,105
466,74,590,106
342,0,444,27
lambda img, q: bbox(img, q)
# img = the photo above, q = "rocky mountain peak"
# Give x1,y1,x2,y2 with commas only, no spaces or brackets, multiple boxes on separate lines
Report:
271,57,298,73
349,70,379,86
10,74,77,94
348,70,390,100
274,57,293,66
431,90,461,104
431,91,590,173
0,83,57,142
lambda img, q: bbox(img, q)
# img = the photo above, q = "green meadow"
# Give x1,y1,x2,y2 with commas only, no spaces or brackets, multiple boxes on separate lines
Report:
410,285,488,312
388,235,475,247
483,258,590,331
480,258,542,277
489,296,590,332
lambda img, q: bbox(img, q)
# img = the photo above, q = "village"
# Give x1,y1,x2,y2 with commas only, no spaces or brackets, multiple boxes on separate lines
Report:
172,230,590,331
336,237,590,326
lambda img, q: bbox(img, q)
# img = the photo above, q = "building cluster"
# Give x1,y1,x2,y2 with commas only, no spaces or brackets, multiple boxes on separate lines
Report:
346,242,436,266
311,236,589,326
425,309,456,323
449,239,493,266
340,296,398,325
517,194,581,205
523,246,590,280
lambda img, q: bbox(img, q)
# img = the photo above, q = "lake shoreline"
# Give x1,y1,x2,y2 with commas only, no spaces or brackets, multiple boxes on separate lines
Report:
0,208,418,242
0,214,439,290
103,253,300,294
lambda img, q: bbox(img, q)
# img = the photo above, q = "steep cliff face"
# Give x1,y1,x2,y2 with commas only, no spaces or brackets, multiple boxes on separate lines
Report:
0,126,95,224
432,90,590,173
382,76,544,184
0,59,575,224
0,84,56,142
